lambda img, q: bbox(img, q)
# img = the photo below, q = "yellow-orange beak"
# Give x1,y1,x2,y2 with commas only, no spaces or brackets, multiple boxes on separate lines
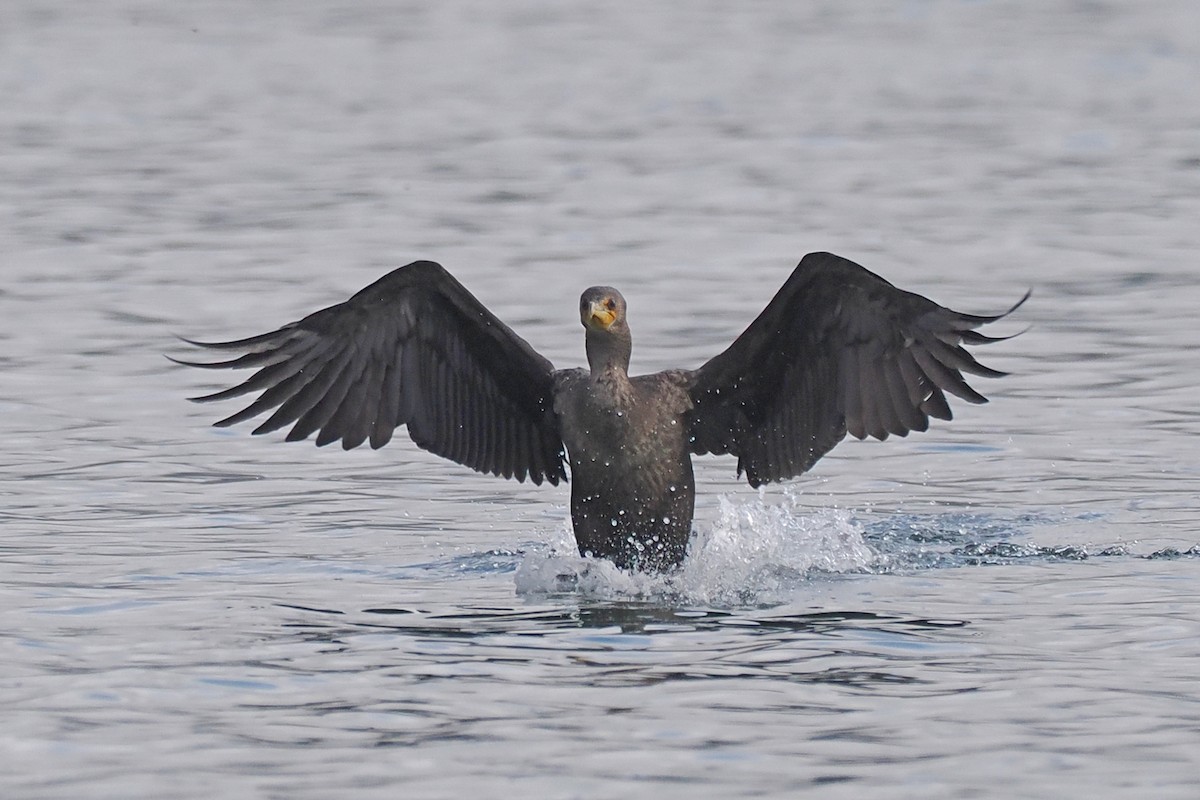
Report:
585,301,617,330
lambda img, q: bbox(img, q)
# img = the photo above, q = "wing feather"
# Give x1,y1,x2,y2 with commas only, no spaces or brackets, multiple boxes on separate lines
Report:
921,385,954,421
896,350,928,407
856,347,886,440
883,363,922,434
371,358,400,449
841,349,865,440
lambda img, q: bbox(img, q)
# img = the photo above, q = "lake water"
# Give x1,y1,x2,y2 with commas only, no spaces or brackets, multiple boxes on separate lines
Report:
3,1,1199,797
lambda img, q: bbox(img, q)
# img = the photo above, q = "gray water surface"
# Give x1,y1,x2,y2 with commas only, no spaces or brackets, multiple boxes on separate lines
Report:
3,2,1200,798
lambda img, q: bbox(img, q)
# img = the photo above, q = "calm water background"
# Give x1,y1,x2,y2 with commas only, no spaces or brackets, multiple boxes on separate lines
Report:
3,1,1199,798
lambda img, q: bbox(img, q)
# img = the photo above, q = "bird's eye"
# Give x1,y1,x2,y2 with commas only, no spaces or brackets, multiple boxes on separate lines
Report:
605,299,616,310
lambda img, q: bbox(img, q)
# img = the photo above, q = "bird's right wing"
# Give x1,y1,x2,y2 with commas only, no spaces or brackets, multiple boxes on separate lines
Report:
173,261,567,485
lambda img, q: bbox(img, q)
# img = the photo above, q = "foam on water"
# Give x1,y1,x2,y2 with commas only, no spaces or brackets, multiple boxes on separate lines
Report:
514,489,877,605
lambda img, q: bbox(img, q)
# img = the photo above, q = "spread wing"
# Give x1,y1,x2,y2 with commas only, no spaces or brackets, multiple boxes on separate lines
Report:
173,261,567,485
686,251,1026,487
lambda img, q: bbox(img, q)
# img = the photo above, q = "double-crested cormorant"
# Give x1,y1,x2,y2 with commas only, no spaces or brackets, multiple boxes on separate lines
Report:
176,252,1025,571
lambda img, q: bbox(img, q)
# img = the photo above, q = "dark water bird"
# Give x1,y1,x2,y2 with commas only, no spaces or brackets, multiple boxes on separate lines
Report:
175,252,1025,572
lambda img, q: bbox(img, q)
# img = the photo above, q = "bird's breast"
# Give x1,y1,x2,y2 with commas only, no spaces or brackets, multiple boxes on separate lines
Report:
558,385,680,464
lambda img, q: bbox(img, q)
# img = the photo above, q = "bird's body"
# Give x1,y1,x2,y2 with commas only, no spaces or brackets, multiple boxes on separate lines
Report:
176,253,1025,571
555,367,696,571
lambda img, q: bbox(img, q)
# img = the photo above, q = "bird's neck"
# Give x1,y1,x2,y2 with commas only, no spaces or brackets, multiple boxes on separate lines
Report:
585,328,632,380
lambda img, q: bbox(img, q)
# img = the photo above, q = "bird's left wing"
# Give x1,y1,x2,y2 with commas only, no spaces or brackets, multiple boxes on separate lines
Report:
173,261,567,485
686,252,1026,487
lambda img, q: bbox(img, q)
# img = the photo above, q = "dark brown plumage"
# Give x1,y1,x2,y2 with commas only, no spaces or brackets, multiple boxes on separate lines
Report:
175,252,1025,571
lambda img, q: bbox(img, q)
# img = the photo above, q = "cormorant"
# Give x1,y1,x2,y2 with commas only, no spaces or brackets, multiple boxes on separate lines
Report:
175,252,1025,571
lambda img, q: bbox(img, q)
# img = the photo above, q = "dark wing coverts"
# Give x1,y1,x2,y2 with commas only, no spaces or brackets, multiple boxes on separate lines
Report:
178,261,566,485
688,252,1025,487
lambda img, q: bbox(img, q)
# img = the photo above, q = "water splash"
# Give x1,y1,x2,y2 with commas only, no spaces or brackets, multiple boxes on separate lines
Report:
514,490,877,605
512,496,1192,605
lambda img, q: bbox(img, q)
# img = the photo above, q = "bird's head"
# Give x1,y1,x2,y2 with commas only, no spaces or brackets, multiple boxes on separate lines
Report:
580,287,627,332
